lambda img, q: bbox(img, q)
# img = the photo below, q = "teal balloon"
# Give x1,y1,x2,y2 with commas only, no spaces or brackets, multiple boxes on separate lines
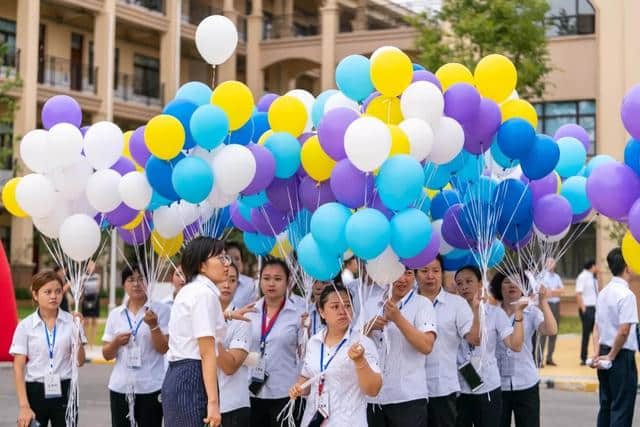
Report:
297,234,342,280
560,176,590,214
148,191,171,211
237,199,253,222
456,152,483,182
555,137,586,178
490,136,519,169
413,191,431,215
345,208,390,260
240,191,268,208
424,162,451,189
264,132,302,179
310,202,352,255
390,208,432,258
244,231,275,256
312,90,338,128
487,240,505,267
190,105,229,150
464,176,498,204
171,156,214,203
336,55,375,102
377,155,425,211
585,154,615,177
175,81,212,106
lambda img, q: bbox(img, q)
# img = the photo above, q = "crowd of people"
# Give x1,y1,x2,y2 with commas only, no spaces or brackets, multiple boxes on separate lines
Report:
8,237,639,427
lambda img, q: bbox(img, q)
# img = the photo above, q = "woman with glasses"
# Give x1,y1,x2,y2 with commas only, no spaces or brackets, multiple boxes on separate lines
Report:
161,237,230,427
102,264,170,427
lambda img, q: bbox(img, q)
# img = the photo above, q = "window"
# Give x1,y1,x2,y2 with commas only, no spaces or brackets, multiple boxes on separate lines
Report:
546,0,595,37
133,54,159,98
114,48,120,90
534,100,596,155
0,122,12,170
556,223,596,279
0,18,16,68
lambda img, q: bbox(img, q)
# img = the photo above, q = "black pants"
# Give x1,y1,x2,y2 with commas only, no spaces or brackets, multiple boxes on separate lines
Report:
579,306,596,362
250,397,304,427
222,407,250,427
367,398,428,427
597,345,638,427
26,380,72,427
540,302,560,363
110,390,163,427
500,383,540,427
428,393,457,427
456,387,502,427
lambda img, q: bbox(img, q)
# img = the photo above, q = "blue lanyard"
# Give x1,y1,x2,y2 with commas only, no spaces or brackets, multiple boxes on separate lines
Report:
312,311,317,335
124,310,144,339
320,337,348,372
433,299,439,308
44,323,57,366
398,290,415,311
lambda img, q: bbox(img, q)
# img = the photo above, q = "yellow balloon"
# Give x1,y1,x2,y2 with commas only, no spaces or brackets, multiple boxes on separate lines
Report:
152,230,184,257
301,136,336,182
211,80,254,131
270,238,293,259
366,96,403,125
388,125,410,157
555,172,562,194
622,231,640,274
122,211,145,230
2,177,28,218
257,129,274,146
474,54,517,103
122,130,134,158
500,99,538,128
144,115,185,160
268,96,307,137
435,63,474,92
370,50,413,97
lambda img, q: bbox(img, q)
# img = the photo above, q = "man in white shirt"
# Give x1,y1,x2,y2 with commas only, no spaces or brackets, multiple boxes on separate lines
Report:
341,251,358,285
540,257,564,366
226,241,258,308
591,248,638,427
576,259,599,365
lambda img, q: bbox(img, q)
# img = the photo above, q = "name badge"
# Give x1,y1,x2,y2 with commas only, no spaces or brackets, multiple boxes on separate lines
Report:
252,357,266,382
317,386,330,418
498,352,515,377
44,373,62,398
127,344,142,369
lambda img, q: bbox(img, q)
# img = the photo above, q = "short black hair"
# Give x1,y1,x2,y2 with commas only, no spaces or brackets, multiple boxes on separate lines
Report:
583,260,596,270
53,265,63,273
434,254,444,270
316,284,352,324
228,262,239,277
607,248,626,277
122,264,146,285
225,241,245,261
455,265,482,282
489,270,528,301
181,236,226,283
260,256,291,282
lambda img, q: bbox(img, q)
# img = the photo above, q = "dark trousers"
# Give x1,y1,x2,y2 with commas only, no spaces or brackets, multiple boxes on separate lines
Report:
597,345,638,427
456,387,502,427
162,359,207,427
367,398,428,427
428,393,457,427
222,407,251,427
500,383,540,427
540,302,560,362
26,379,72,427
250,397,304,427
579,306,596,362
110,390,163,427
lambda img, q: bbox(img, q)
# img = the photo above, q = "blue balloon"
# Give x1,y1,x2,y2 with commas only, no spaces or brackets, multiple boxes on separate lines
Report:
171,156,214,203
312,90,338,128
244,231,275,256
145,154,184,201
500,215,533,243
412,63,426,71
585,154,615,177
497,118,536,160
264,132,302,179
493,178,532,225
229,115,254,145
377,155,425,211
175,81,212,106
459,200,494,240
236,199,253,223
560,176,590,214
412,190,431,215
190,104,229,150
390,208,432,258
288,209,311,249
252,112,270,141
443,249,474,272
203,206,231,238
464,176,498,204
442,150,467,175
148,191,171,211
310,202,352,255
487,240,505,268
240,191,268,208
455,152,483,182
521,134,560,180
345,208,390,260
336,55,375,102
555,137,586,178
624,139,640,176
163,99,199,149
297,234,342,280
424,162,452,190
490,136,520,169
430,190,462,220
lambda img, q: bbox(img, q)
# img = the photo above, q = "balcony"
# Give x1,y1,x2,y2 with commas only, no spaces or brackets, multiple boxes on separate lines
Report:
182,1,221,26
119,0,164,13
263,14,319,40
38,56,97,95
0,48,18,80
114,72,164,107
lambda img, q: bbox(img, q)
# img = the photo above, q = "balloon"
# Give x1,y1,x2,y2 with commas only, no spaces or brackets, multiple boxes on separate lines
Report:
344,117,391,172
444,83,481,124
473,54,517,103
587,162,640,221
336,55,374,102
149,229,182,257
86,169,122,213
244,231,276,256
365,96,403,125
301,136,336,182
430,190,461,220
286,89,315,133
525,172,559,204
212,144,256,194
494,178,532,224
430,117,464,165
400,81,444,125
265,177,299,214
41,95,82,130
624,139,640,176
487,240,505,267
399,118,433,162
390,208,431,258
105,202,138,227
312,89,338,127
122,210,145,230
268,95,307,137
554,124,590,153
208,184,237,208
211,81,254,131
230,201,255,232
2,177,27,217
441,204,472,249
555,137,586,178
59,214,101,261
621,84,640,140
560,176,589,215
330,159,374,209
250,204,288,236
153,205,183,238
366,246,406,284
370,49,413,97
317,107,359,161
572,209,592,224
20,129,51,173
129,126,151,168
370,191,394,220
388,125,410,157
400,230,440,269
144,115,185,160
324,91,360,113
377,155,425,211
195,15,238,65
533,194,572,235
497,118,536,160
163,99,198,150
345,208,391,260
145,155,182,201
442,249,474,272
84,121,124,169
252,112,270,142
296,177,333,213
175,81,212,106
500,99,538,128
118,221,152,246
435,63,473,91
584,154,615,178
263,132,302,179
172,156,214,203
48,123,83,168
520,134,560,180
242,144,276,195
411,70,442,91
33,194,70,238
15,174,56,218
50,157,93,200
423,162,452,190
111,156,136,176
310,202,352,255
257,93,278,112
190,104,229,150
240,191,267,209
629,199,640,243
621,231,640,274
297,234,342,280
462,98,502,154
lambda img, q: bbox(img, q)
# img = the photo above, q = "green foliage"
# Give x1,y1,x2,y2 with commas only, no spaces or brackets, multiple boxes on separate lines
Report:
0,41,21,171
410,0,552,99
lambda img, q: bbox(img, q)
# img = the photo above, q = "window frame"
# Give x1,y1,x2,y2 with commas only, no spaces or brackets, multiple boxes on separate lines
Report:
546,0,595,37
534,99,596,155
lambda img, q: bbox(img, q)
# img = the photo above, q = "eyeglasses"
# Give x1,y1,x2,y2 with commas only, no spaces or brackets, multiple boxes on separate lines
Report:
218,255,232,266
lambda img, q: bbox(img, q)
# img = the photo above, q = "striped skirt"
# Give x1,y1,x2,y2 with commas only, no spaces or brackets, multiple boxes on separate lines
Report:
162,359,207,427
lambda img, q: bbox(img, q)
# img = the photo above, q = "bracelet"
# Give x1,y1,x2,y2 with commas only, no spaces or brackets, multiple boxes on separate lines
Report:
514,317,523,322
150,325,160,332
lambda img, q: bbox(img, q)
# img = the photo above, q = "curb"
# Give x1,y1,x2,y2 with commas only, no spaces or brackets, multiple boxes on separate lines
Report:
86,358,114,365
541,376,598,393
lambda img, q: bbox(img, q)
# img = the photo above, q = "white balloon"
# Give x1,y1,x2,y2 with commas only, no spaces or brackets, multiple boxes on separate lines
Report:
400,81,444,126
212,144,256,194
399,118,434,162
83,121,124,169
175,201,200,225
59,214,101,262
366,246,406,284
153,205,183,238
344,116,391,172
119,171,152,210
33,193,71,238
20,129,52,173
195,15,238,65
198,199,215,222
432,219,454,255
430,117,464,165
190,146,219,164
15,173,56,218
86,169,122,212
533,224,570,243
370,46,402,62
286,89,315,133
208,185,237,208
69,192,98,218
51,157,93,200
48,123,83,168
324,92,360,114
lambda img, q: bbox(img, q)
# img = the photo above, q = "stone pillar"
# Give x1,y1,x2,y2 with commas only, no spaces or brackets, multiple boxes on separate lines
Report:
160,0,182,101
352,0,367,31
93,0,116,122
218,0,238,83
246,0,263,96
283,0,294,38
320,0,338,90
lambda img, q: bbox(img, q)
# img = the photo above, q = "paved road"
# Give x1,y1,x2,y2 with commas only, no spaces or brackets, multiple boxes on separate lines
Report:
1,364,638,426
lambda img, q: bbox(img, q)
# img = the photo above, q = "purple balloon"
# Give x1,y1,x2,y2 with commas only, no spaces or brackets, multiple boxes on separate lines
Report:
362,91,381,112
572,208,592,224
243,143,276,195
266,177,300,214
330,159,374,209
118,222,151,246
369,192,393,220
106,203,139,227
183,220,201,241
401,228,441,269
621,84,640,140
111,156,137,176
42,95,82,130
130,126,152,168
628,199,640,242
230,202,256,232
444,83,481,124
411,70,442,92
318,108,359,161
250,204,288,236
533,194,572,235
554,124,590,153
523,172,559,204
462,98,501,154
299,133,315,144
504,231,532,250
80,126,90,137
299,176,336,212
441,204,473,249
586,162,640,221
257,93,279,113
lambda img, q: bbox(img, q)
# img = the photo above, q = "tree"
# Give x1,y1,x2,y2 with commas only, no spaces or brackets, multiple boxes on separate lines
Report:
0,42,21,171
410,0,551,100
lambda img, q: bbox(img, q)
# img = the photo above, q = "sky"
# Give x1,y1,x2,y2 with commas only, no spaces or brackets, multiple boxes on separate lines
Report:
392,0,442,13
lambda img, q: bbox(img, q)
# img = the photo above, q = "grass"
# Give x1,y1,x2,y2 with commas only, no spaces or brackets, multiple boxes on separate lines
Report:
558,316,582,335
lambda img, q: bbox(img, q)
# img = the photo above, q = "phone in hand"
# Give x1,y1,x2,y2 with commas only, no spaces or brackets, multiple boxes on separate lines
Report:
459,361,484,392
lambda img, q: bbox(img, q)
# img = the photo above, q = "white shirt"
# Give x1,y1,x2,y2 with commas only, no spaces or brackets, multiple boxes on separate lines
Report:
161,293,174,307
575,270,598,307
232,274,258,309
219,312,251,413
364,291,436,404
10,309,87,382
247,297,304,399
300,330,380,427
496,305,544,391
167,275,226,361
457,304,513,395
349,280,388,320
595,277,639,352
308,304,325,337
541,271,563,303
425,289,474,397
102,301,170,394
341,269,355,286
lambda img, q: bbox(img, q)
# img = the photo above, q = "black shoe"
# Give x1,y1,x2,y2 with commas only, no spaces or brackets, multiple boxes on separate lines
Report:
580,360,586,366
547,360,557,366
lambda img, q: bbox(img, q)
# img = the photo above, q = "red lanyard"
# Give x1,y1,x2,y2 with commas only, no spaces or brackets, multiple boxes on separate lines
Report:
260,298,286,355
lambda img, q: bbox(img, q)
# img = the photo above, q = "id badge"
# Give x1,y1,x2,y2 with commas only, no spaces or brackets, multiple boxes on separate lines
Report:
317,388,330,418
44,373,62,398
252,357,266,382
127,344,142,369
498,352,515,377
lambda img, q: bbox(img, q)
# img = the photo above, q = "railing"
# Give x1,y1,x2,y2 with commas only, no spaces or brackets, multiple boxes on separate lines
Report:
119,0,164,13
237,15,247,42
182,1,222,26
114,72,164,107
263,14,319,40
38,55,97,94
0,48,18,79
